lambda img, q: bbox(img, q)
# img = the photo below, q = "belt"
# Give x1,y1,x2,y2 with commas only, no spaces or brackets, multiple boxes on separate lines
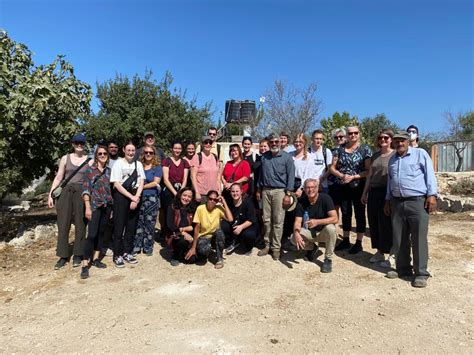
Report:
393,195,425,202
263,186,285,190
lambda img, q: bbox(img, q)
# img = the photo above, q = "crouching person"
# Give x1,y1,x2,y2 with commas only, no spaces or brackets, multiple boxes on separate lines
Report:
291,178,338,273
185,190,233,269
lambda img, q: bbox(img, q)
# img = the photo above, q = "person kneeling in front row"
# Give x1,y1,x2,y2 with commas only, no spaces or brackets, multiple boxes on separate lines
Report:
291,178,338,273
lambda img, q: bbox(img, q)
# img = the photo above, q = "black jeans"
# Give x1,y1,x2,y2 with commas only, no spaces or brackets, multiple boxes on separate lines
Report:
112,190,139,258
84,205,111,260
367,187,392,253
340,182,366,233
171,235,192,261
196,230,225,262
221,220,262,251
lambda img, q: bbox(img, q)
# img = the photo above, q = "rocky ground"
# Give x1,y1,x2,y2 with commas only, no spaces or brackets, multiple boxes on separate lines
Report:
0,210,473,353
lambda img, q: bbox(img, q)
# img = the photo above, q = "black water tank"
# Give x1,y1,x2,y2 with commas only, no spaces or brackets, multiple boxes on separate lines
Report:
225,100,256,123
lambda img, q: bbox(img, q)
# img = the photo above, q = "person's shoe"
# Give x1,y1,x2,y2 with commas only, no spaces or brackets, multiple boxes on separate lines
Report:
379,254,395,268
72,256,82,268
271,250,280,261
114,256,125,268
80,266,89,279
91,259,107,269
244,248,253,256
144,250,153,256
102,248,113,257
386,270,413,279
321,258,333,273
369,251,385,263
224,242,239,255
335,238,351,251
257,246,270,257
195,258,208,266
54,258,68,270
306,246,319,262
214,260,224,269
123,254,138,264
411,276,428,288
348,241,363,254
170,259,180,267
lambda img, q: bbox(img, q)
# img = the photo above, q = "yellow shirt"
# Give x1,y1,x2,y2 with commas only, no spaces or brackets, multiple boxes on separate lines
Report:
193,204,225,238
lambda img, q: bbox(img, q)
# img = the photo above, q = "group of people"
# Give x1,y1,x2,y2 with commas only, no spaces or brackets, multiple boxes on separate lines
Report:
48,124,437,288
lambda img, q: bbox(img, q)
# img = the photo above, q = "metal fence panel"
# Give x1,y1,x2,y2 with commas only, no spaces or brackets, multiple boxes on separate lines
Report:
435,141,473,172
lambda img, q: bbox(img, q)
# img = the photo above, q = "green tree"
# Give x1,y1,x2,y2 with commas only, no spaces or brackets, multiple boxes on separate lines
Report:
83,71,211,150
359,113,400,149
0,33,92,199
319,111,359,148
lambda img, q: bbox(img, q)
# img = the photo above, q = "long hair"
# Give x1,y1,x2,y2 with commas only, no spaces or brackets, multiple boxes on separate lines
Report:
229,143,243,161
294,133,308,160
140,145,161,167
376,128,394,148
94,145,109,167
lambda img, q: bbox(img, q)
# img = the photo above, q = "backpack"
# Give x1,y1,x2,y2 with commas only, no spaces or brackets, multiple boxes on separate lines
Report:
197,152,218,166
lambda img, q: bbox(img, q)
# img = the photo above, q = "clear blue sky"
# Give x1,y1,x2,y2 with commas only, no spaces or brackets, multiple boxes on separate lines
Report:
1,0,473,134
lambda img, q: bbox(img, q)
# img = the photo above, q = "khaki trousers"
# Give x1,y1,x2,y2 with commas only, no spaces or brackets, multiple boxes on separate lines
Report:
262,188,286,251
290,224,337,260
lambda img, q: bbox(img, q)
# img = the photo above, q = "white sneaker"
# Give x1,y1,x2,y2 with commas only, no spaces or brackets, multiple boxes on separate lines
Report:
380,254,395,268
369,251,385,263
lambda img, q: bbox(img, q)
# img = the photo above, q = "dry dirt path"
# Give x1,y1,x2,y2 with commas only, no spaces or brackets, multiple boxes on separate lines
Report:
1,212,473,353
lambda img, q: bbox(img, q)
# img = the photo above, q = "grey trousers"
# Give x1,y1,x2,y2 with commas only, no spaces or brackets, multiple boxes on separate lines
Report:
390,196,430,277
290,224,337,260
262,188,286,252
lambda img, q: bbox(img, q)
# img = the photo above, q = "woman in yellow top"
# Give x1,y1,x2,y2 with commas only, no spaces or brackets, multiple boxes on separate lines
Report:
185,190,233,269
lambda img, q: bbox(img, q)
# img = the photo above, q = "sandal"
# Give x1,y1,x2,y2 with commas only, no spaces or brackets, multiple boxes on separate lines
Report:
214,260,224,269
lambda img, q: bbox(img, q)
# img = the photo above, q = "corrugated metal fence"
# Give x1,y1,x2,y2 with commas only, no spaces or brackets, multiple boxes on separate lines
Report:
431,140,474,172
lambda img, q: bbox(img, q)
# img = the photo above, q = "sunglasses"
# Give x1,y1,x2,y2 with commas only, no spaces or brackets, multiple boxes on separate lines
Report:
208,133,217,136
269,140,279,144
335,136,345,140
73,141,85,145
203,140,212,145
97,152,108,156
208,197,218,202
144,151,155,155
348,132,359,136
378,136,391,141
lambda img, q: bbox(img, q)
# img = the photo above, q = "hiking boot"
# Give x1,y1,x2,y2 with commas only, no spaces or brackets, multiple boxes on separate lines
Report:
123,254,138,264
54,258,68,270
257,246,270,257
411,276,428,288
80,266,89,279
348,240,363,254
224,242,239,255
144,249,153,256
72,256,82,268
114,256,125,268
335,238,351,251
386,270,413,279
170,259,180,267
321,258,332,273
271,250,280,261
306,246,319,262
91,259,107,269
369,251,385,263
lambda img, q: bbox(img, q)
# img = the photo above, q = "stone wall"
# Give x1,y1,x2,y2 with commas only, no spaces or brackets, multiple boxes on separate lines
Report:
436,172,474,212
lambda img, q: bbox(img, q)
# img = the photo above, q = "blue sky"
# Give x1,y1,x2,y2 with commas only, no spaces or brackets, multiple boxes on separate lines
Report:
1,0,472,134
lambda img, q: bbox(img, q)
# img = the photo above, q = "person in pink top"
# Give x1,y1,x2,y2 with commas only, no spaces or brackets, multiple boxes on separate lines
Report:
190,135,222,203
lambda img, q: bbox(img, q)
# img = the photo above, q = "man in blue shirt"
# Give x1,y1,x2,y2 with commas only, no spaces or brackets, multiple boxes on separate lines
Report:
256,133,295,260
384,130,437,288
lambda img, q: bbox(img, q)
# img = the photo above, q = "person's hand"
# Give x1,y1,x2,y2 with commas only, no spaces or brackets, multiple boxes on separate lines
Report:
47,196,54,209
130,201,138,210
224,182,232,190
342,174,354,184
256,191,261,201
361,191,368,205
282,195,292,209
383,201,392,216
183,232,193,242
233,224,243,235
109,211,114,219
84,207,92,221
131,195,140,204
195,192,201,202
185,246,196,260
294,231,305,250
306,218,319,229
295,189,303,198
425,196,437,214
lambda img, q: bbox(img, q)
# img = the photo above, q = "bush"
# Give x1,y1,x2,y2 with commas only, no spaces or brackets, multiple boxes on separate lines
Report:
449,178,474,195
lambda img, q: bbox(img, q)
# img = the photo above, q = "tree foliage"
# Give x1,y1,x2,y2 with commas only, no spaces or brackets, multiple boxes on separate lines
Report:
359,113,400,150
0,34,92,198
319,111,359,148
254,80,322,140
83,71,212,150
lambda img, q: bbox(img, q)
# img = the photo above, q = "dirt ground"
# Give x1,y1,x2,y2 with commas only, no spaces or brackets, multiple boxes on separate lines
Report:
1,212,473,353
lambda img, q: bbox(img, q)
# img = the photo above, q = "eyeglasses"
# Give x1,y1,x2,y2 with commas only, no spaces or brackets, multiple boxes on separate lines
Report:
97,152,108,156
304,185,317,190
335,136,345,140
407,130,417,134
378,136,391,141
208,133,217,136
208,197,218,202
348,132,359,136
269,140,279,145
144,151,155,155
203,140,212,145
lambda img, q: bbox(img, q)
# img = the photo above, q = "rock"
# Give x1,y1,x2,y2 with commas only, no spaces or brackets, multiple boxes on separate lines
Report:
0,242,7,251
8,205,25,213
20,201,31,211
34,224,57,241
437,194,474,212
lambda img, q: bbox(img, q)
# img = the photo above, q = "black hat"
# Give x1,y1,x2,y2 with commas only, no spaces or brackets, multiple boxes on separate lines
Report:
406,125,419,134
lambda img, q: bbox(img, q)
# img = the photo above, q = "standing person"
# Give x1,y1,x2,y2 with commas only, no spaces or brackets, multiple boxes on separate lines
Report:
361,129,395,266
162,141,190,208
107,140,120,170
48,133,91,270
166,187,196,266
256,133,295,260
330,126,372,254
290,134,319,197
384,131,437,288
308,129,333,193
196,127,225,163
102,139,119,256
291,179,338,273
185,190,233,269
328,127,347,210
135,131,166,162
110,141,145,268
280,131,294,152
221,183,262,255
134,146,162,256
253,138,270,205
184,142,196,166
406,125,420,148
80,145,113,279
221,144,251,204
190,135,222,203
242,136,256,197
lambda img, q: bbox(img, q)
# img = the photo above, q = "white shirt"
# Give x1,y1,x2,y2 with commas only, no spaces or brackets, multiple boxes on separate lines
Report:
110,158,146,188
308,146,333,188
291,152,320,189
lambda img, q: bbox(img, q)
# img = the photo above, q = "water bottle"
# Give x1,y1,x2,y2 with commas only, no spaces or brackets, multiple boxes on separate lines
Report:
303,210,309,229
